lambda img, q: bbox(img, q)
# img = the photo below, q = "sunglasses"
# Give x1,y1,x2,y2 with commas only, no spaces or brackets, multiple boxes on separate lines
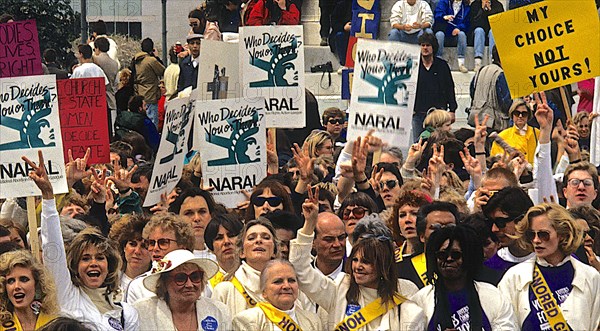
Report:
436,250,463,261
171,270,204,286
328,118,344,125
144,238,177,250
251,196,283,207
189,22,199,27
343,206,367,220
288,170,300,177
379,180,398,190
568,178,594,187
488,214,523,229
584,228,597,238
525,230,551,242
513,111,529,118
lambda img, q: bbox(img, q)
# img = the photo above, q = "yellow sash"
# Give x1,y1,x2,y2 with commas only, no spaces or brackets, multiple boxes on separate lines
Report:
231,276,257,307
257,302,303,331
411,253,428,286
1,312,55,331
334,295,407,331
209,270,224,288
531,265,570,331
394,243,405,263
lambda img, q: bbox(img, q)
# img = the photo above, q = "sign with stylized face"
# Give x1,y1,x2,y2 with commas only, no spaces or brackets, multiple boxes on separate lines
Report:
0,20,43,78
346,39,420,148
144,97,194,207
240,25,305,128
197,40,240,101
0,75,68,198
194,98,266,208
489,0,599,97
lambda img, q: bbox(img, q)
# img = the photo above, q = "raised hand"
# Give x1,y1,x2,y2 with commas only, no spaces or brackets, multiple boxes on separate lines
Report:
150,192,173,214
459,147,482,186
428,143,446,178
369,165,384,196
534,92,553,144
406,138,427,168
90,168,108,203
22,151,54,199
107,165,138,193
474,114,489,150
364,129,385,153
508,155,529,179
236,189,251,211
301,185,320,235
564,122,581,159
292,143,315,182
267,136,279,174
66,148,92,188
351,136,369,181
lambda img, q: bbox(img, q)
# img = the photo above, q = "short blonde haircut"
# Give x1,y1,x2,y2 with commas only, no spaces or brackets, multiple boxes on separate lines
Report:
573,111,589,125
423,109,451,129
302,130,333,159
516,203,584,255
142,213,195,252
0,250,59,323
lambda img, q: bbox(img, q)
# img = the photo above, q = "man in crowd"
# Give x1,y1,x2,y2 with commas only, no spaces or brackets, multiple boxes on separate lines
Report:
177,34,202,93
93,36,119,136
43,48,69,79
71,44,109,86
132,38,165,128
563,162,599,208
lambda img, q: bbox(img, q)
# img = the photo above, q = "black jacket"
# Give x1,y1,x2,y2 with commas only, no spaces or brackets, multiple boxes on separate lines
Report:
177,55,199,93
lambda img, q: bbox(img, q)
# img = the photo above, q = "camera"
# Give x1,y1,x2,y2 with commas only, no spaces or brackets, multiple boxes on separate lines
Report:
311,61,333,73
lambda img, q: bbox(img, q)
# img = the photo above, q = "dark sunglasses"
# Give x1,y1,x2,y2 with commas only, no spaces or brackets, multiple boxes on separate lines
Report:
584,228,597,238
525,230,551,242
171,270,204,286
251,196,283,207
288,170,300,177
189,22,199,27
144,238,177,250
436,250,463,261
328,118,344,125
343,206,367,220
513,111,529,118
379,180,398,190
488,214,523,229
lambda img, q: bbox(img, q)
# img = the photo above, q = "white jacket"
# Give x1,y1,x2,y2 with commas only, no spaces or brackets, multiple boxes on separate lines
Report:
232,305,322,331
289,231,426,330
390,0,433,33
133,295,232,331
412,281,518,330
498,256,600,331
41,199,139,330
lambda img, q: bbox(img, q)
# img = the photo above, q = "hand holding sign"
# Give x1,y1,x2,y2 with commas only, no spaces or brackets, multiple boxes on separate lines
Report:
22,151,53,199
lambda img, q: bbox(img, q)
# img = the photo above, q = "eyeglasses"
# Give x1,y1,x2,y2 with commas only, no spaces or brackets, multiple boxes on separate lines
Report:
379,180,399,190
584,228,597,238
251,196,283,207
171,270,204,286
524,230,551,242
328,118,344,125
488,214,523,229
343,206,367,220
144,238,177,250
436,250,463,261
189,22,199,27
288,170,300,177
513,111,529,118
568,178,594,187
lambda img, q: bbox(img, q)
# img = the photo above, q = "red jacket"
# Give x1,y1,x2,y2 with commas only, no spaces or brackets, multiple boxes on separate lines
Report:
246,0,300,26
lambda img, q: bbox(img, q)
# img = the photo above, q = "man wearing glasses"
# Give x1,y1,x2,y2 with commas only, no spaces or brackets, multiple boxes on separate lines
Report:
482,187,535,278
562,162,598,209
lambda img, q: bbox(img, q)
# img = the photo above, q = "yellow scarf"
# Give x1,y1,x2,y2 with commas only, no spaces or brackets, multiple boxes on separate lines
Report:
0,312,55,331
257,302,302,331
530,265,569,331
410,253,428,286
334,295,407,331
209,270,225,288
231,276,258,307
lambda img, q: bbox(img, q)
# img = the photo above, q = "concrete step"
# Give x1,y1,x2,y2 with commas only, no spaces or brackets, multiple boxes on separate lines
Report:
303,45,341,72
305,71,343,96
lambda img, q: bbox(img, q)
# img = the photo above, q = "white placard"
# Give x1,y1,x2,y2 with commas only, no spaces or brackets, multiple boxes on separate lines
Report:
197,40,241,102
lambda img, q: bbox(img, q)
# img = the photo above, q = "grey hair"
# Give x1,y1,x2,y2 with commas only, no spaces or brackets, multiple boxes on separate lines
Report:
38,216,88,248
381,146,404,165
259,259,297,292
351,214,393,243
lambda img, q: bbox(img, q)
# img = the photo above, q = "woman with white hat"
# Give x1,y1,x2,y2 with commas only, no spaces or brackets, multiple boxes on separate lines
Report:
133,249,232,331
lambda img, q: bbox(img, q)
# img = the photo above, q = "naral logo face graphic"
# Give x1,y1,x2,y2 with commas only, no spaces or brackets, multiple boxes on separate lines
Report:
0,90,55,151
358,58,413,106
206,112,261,166
249,39,299,88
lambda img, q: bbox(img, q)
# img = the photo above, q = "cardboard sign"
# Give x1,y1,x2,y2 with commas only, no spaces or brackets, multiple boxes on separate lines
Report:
489,0,600,97
198,40,241,101
346,39,420,148
57,78,110,164
144,97,194,207
0,20,43,78
0,75,68,198
239,25,305,128
195,98,267,208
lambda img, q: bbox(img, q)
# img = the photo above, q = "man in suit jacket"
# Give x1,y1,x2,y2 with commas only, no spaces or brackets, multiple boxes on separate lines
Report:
177,34,202,94
93,36,119,136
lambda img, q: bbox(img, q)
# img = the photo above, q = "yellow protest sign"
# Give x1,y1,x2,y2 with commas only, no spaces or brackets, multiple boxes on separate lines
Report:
489,0,599,98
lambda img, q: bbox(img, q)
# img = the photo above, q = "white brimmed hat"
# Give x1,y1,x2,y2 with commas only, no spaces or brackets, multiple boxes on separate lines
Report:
143,250,218,293
186,34,204,41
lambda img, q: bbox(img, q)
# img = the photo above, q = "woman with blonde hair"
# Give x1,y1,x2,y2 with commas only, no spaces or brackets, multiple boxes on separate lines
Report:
0,250,58,330
419,109,452,141
499,203,600,331
302,130,334,158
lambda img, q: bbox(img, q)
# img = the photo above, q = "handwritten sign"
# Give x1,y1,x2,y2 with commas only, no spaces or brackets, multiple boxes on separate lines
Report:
240,26,305,128
489,0,600,97
346,39,420,148
57,78,110,164
195,98,267,208
0,75,68,198
0,20,43,78
144,97,194,207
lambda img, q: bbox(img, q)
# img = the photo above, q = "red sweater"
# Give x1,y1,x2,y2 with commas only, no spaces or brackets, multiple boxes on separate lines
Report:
246,0,300,26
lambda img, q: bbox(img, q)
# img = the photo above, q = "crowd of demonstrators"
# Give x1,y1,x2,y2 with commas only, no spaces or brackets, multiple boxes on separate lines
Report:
2,4,600,331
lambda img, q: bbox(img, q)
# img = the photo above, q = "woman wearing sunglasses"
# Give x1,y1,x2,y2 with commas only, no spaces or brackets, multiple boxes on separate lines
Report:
133,249,232,330
245,181,294,221
499,203,600,331
490,99,539,164
337,192,378,254
290,189,426,330
412,224,517,331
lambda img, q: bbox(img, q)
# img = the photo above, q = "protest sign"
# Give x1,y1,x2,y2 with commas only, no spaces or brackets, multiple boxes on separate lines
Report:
195,98,267,208
57,78,110,164
0,20,43,78
144,97,194,207
489,0,600,98
198,40,240,101
346,39,420,148
0,75,68,198
240,26,305,128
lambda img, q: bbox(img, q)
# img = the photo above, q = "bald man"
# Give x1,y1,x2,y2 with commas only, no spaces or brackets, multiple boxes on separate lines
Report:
312,212,347,279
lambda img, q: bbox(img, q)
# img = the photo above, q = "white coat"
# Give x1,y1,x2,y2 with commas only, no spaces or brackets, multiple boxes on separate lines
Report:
232,306,322,331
